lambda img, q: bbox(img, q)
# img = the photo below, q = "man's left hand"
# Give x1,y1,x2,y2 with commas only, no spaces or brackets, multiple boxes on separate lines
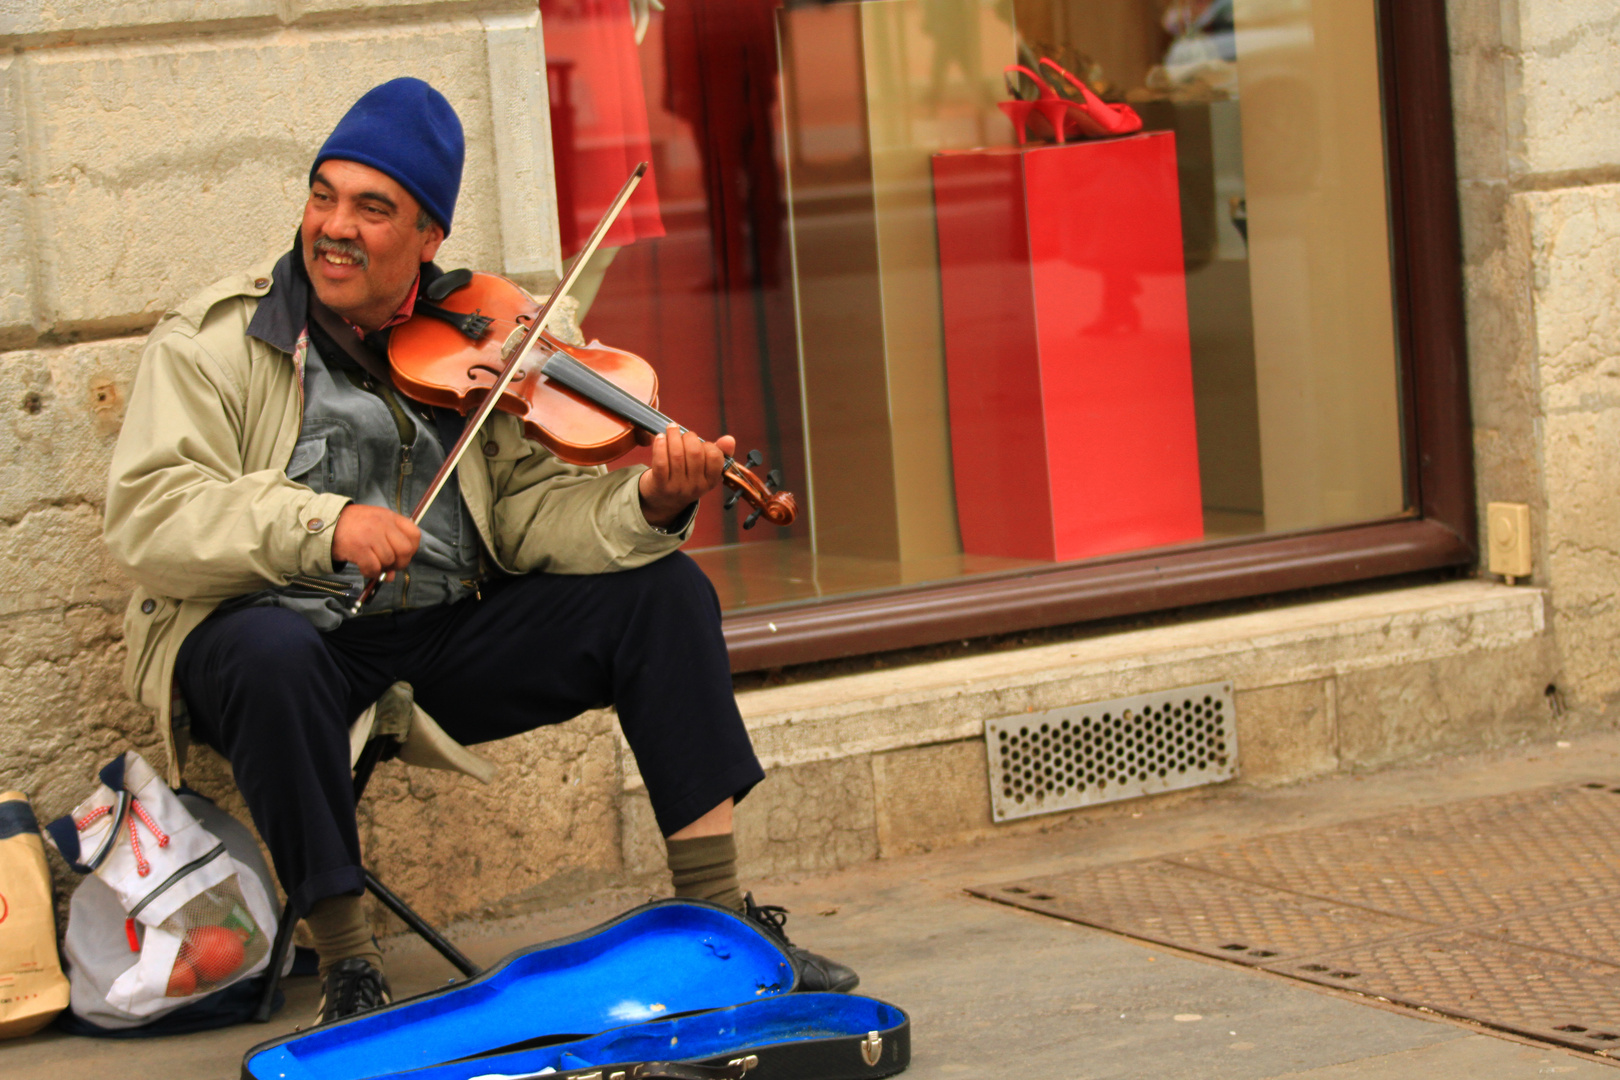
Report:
638,425,735,528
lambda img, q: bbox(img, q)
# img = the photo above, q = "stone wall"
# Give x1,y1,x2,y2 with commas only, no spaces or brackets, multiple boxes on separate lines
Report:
1450,0,1620,712
0,1,582,918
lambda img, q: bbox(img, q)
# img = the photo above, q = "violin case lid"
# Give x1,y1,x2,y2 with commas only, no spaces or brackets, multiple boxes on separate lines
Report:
243,900,909,1080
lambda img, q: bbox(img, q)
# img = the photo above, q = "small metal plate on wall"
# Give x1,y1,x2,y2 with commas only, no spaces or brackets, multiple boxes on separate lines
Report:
985,681,1237,822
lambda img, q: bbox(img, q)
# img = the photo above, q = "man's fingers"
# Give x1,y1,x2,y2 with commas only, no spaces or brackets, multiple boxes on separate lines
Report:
356,553,380,579
650,432,669,482
384,522,420,571
663,425,687,482
702,441,724,490
680,431,709,488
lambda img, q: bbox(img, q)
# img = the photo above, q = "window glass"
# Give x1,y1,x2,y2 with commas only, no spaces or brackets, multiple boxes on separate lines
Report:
553,0,1406,613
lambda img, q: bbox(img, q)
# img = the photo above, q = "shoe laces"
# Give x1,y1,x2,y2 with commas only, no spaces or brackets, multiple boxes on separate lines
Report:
743,892,794,945
318,960,390,1023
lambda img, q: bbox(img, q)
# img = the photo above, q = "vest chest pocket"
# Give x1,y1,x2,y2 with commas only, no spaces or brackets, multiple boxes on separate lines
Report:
285,436,327,482
284,420,359,499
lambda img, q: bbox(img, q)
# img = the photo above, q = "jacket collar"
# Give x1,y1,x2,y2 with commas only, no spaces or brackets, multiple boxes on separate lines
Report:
245,236,307,356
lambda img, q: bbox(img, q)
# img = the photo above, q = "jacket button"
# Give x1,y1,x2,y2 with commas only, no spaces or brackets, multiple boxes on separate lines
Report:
140,599,156,614
253,277,269,289
307,518,325,532
483,442,499,457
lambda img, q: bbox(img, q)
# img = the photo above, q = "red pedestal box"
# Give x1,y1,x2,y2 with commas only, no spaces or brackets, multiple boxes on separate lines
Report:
932,133,1203,563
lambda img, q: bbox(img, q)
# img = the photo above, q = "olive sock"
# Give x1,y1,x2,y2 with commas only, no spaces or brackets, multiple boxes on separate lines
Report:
304,894,383,978
665,832,744,913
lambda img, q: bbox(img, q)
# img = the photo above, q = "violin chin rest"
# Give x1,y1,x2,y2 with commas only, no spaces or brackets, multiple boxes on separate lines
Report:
426,266,475,302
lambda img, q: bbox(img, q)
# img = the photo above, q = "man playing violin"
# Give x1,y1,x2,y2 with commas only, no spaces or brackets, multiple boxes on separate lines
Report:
104,78,853,1024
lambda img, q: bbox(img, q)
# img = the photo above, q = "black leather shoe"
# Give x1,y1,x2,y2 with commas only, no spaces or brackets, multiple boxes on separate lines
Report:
743,892,859,993
315,958,392,1025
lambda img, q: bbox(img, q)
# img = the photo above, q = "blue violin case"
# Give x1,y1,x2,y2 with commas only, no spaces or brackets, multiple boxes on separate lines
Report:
243,899,909,1080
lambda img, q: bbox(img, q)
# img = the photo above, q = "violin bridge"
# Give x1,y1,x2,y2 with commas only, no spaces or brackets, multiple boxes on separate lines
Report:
500,326,527,362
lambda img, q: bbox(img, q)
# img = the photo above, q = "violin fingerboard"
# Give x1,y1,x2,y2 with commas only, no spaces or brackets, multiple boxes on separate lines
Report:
541,352,674,435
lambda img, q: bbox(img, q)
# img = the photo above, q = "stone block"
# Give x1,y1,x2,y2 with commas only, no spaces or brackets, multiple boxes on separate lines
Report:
0,503,127,616
1540,540,1620,708
0,2,277,43
0,608,157,825
871,739,993,856
355,708,623,926
1461,184,1540,524
732,756,877,879
18,20,516,335
481,8,564,279
620,754,879,886
0,58,35,342
289,0,529,20
1232,679,1336,786
1517,6,1620,174
617,788,664,881
1521,185,1620,415
0,1,535,44
1446,0,1510,185
1335,637,1561,770
0,337,144,521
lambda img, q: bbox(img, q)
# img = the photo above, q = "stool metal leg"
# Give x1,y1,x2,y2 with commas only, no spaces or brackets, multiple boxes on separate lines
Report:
250,735,479,1023
253,895,299,1023
364,868,481,978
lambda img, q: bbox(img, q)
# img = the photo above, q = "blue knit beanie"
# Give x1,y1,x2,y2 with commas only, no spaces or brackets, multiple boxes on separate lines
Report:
312,78,464,236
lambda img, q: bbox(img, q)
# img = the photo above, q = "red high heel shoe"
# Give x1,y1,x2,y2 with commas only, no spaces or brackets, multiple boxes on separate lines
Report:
1038,57,1143,137
1002,65,1078,145
998,73,1037,146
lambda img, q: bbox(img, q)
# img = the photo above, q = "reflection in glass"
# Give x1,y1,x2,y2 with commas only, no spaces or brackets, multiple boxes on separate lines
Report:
561,0,1408,614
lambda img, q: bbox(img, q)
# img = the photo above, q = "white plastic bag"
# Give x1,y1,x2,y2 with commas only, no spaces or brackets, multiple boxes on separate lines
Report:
45,751,279,1026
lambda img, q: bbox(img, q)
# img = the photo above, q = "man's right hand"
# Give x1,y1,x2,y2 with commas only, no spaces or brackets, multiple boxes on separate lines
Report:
331,504,420,580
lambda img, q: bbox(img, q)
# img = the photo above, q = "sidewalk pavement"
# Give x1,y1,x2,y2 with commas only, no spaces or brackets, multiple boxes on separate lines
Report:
10,730,1620,1079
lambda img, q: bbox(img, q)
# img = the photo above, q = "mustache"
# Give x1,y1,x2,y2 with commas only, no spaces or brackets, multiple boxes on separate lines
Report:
312,235,369,268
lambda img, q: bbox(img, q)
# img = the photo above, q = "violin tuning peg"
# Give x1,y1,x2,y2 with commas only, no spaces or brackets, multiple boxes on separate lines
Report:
723,489,740,511
743,507,763,530
744,449,763,468
766,469,783,492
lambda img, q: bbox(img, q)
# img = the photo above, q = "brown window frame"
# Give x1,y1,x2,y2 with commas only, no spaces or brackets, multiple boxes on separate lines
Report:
723,1,1472,672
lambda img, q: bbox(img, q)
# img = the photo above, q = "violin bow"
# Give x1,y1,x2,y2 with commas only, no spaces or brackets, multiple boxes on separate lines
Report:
344,163,648,613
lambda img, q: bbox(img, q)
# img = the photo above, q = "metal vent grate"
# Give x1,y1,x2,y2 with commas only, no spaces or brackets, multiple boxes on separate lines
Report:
985,681,1237,822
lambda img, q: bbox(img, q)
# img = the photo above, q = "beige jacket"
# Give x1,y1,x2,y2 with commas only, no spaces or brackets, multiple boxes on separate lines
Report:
104,253,690,783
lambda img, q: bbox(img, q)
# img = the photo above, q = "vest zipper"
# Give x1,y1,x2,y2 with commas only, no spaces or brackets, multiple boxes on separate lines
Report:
396,445,413,512
359,370,419,609
397,445,413,606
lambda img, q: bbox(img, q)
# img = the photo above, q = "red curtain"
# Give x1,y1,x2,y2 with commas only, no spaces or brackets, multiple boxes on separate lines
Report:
541,0,665,256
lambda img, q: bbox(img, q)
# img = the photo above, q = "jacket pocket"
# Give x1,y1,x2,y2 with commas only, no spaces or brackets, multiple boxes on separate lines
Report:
122,590,178,709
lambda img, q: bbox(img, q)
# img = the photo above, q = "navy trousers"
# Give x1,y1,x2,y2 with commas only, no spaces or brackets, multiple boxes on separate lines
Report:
176,553,762,917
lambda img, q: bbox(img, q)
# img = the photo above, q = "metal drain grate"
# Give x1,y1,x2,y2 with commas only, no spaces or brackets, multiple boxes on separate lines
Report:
973,782,1620,1056
985,681,1237,822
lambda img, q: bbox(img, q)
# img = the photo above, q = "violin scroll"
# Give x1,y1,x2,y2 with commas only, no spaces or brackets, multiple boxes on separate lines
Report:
721,450,797,529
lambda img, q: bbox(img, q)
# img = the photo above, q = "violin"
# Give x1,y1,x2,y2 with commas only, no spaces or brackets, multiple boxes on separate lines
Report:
338,163,795,613
387,268,796,529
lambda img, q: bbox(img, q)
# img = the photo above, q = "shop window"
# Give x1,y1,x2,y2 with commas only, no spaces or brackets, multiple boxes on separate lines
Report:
544,0,1470,666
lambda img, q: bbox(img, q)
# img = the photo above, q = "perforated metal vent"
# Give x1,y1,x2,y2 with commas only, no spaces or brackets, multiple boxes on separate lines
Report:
986,681,1237,822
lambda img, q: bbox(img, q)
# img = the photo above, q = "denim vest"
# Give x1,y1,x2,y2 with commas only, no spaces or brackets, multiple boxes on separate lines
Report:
270,336,483,629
